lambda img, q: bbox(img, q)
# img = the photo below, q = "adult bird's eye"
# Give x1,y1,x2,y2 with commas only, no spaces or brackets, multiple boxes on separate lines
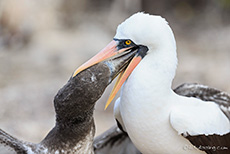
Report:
125,40,131,45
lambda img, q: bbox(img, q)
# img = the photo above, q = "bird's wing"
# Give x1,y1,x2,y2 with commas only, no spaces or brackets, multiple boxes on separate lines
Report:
114,97,127,133
174,83,230,119
0,128,28,154
93,125,140,154
171,83,230,154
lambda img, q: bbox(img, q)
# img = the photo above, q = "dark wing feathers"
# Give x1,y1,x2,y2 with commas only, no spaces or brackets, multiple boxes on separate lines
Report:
186,134,230,154
93,126,140,154
0,128,27,154
174,83,230,154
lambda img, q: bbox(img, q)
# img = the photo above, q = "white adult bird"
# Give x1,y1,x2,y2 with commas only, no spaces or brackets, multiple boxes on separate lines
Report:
99,12,230,154
72,12,230,154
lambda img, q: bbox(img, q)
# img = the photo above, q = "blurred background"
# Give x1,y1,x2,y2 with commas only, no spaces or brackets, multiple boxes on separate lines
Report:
0,0,230,143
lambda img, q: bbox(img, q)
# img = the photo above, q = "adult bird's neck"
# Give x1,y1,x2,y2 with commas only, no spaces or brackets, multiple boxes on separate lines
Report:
129,45,178,94
121,45,178,116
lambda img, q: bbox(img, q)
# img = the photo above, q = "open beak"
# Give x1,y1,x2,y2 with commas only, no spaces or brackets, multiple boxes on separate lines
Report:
72,40,132,77
72,39,148,110
104,45,148,110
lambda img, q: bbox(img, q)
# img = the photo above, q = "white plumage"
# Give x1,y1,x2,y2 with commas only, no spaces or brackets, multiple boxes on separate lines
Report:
114,12,230,154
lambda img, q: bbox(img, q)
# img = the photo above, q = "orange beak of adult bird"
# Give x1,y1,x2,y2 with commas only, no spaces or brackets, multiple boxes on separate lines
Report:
73,39,148,110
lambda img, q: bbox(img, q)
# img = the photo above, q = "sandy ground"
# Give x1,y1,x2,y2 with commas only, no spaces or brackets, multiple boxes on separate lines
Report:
0,2,230,144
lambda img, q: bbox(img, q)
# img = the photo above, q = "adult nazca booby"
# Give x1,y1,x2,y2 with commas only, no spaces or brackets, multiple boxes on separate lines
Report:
68,12,230,154
95,12,230,154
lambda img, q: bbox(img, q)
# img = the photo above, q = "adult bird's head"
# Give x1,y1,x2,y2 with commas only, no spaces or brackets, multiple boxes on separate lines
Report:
73,12,177,109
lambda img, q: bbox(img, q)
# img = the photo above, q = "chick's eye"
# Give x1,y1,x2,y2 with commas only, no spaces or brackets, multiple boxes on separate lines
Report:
125,40,131,45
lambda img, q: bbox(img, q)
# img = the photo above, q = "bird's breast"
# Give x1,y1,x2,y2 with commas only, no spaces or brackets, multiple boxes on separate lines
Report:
119,79,204,154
